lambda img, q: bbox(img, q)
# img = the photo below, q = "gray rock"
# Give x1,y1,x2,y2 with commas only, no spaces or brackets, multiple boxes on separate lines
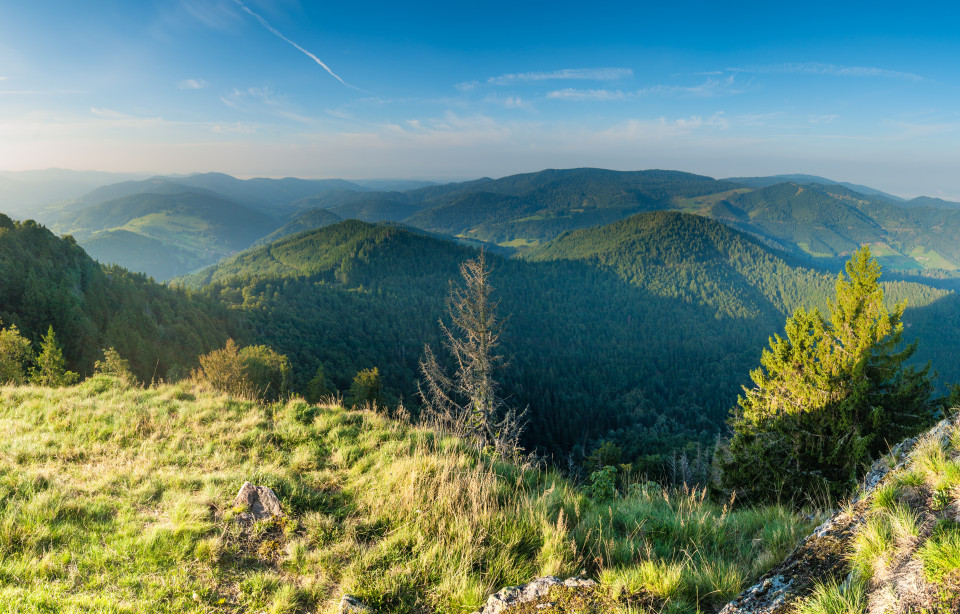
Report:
233,481,283,522
339,595,372,614
563,576,597,588
472,576,598,614
720,411,960,614
473,577,562,614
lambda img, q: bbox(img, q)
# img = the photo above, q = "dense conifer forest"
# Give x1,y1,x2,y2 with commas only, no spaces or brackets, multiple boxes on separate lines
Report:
175,212,958,470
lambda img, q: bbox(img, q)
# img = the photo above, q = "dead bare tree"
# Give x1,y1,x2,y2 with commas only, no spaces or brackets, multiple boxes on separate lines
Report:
418,250,526,456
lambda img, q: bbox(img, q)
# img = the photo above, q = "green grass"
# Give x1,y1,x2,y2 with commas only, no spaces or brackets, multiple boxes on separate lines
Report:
0,378,818,613
909,246,959,271
794,578,868,614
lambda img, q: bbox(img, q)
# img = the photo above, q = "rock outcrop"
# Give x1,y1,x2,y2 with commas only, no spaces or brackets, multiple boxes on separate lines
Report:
472,576,598,614
232,481,284,523
720,412,960,614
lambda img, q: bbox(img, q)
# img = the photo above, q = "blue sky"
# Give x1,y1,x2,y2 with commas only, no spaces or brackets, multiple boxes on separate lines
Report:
2,0,960,197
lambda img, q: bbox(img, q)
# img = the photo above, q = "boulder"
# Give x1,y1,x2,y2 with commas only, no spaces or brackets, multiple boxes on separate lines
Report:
232,481,283,522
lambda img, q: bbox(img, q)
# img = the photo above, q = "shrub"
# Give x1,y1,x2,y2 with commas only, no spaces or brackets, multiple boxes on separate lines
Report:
0,321,32,384
193,339,290,401
589,465,617,501
94,347,135,383
346,367,382,409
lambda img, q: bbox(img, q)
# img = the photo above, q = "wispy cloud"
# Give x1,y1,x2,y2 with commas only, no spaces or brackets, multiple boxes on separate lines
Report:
483,94,537,111
547,88,626,101
604,112,730,139
231,0,353,88
221,86,314,122
212,121,258,134
729,62,924,81
487,67,633,86
177,78,208,90
547,76,742,102
458,67,633,90
90,108,166,128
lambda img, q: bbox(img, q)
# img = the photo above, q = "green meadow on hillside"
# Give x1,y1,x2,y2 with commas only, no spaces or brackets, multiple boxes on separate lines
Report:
0,379,815,613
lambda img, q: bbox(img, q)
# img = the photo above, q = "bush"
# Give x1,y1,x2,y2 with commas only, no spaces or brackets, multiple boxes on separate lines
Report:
0,321,32,384
589,465,617,501
193,339,290,401
346,367,382,408
94,347,135,383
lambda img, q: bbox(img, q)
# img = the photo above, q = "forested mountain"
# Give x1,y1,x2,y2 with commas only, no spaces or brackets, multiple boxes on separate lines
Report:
904,195,960,209
713,182,960,271
252,208,342,247
53,191,279,280
0,214,237,380
11,166,960,287
169,173,367,216
724,173,905,201
177,212,956,468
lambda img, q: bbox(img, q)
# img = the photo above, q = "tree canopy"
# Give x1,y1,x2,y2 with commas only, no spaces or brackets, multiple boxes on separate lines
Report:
718,246,936,503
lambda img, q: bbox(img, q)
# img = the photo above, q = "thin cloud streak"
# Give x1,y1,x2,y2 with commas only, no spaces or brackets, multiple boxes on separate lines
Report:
547,88,626,101
481,67,633,87
728,62,924,81
231,0,353,89
547,76,742,101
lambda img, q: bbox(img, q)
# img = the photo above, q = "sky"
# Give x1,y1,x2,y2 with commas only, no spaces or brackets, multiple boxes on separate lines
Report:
2,0,960,197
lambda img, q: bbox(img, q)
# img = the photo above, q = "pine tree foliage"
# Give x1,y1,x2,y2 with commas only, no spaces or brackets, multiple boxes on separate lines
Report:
30,326,78,387
418,251,526,454
719,246,935,502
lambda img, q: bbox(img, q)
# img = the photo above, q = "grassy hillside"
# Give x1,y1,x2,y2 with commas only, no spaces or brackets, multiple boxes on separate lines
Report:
0,378,816,613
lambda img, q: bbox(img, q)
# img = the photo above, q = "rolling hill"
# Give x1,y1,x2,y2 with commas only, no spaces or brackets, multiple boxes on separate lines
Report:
177,213,957,467
54,191,279,280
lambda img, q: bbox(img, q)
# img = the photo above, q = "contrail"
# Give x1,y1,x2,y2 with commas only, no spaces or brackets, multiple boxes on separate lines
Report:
232,0,353,88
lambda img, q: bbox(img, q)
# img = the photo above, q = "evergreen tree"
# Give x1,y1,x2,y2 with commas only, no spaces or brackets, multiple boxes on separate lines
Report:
305,365,335,404
30,326,79,387
718,247,935,503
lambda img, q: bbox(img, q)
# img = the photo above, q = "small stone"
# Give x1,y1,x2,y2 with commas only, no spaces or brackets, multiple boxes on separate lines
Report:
339,594,372,614
233,481,283,522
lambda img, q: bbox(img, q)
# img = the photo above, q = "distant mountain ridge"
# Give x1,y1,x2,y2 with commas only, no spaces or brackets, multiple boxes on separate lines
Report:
9,166,960,280
725,173,906,202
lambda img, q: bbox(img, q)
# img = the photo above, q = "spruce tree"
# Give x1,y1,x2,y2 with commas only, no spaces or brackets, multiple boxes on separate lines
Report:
718,247,935,503
30,326,79,387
